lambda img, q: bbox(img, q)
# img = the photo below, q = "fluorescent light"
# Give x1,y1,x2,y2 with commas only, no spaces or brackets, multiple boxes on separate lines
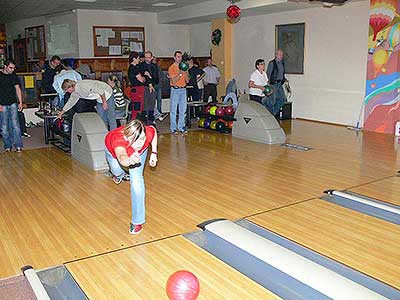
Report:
75,0,97,2
152,2,176,7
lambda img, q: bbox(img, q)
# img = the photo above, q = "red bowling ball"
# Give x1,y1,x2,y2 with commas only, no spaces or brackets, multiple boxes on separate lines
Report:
215,107,225,117
166,270,200,300
225,106,235,116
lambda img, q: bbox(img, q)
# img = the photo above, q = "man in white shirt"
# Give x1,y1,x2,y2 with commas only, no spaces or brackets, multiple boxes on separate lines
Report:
57,79,117,130
203,58,220,102
248,59,270,104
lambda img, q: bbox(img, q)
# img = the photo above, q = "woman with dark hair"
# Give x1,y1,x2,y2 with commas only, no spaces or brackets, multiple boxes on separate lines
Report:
128,51,146,120
248,58,270,103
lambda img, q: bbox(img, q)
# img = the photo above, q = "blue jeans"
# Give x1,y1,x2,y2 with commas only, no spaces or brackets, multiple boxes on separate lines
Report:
1,103,23,150
263,83,286,116
105,148,148,225
170,88,187,132
96,95,117,131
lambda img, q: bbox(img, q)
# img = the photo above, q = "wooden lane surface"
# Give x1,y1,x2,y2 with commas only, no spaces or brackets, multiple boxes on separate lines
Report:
349,176,400,206
0,120,399,277
67,236,279,300
249,199,400,289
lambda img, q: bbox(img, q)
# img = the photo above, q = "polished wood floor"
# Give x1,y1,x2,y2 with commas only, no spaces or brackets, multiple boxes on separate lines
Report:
0,119,399,298
350,176,400,206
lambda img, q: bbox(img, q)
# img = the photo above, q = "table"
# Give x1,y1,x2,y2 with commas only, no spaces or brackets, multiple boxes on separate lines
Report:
39,93,58,113
35,111,57,144
186,101,208,128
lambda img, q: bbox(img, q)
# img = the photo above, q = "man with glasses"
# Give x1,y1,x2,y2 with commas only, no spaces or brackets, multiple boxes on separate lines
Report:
0,59,23,152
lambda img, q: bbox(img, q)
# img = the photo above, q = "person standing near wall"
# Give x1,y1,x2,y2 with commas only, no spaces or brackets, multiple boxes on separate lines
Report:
168,51,189,135
140,51,159,126
0,59,23,152
203,58,220,102
42,55,61,108
266,49,287,117
248,59,270,104
128,51,146,120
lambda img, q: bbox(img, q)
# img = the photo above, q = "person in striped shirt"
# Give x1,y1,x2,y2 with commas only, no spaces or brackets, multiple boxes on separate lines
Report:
107,75,127,121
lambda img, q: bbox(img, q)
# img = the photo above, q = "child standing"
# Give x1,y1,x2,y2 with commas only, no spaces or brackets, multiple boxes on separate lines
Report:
107,75,127,125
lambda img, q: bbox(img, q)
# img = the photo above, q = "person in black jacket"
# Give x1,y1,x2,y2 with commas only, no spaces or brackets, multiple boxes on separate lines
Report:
41,55,61,109
139,51,159,125
266,49,287,117
128,51,146,120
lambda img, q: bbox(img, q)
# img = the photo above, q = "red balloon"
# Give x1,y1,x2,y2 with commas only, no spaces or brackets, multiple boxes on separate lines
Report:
226,4,241,20
166,270,200,300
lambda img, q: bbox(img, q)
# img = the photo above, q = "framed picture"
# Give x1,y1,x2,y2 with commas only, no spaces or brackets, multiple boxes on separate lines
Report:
275,23,305,74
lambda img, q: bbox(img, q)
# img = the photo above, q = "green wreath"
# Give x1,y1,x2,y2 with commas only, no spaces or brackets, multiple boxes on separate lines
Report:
212,29,222,46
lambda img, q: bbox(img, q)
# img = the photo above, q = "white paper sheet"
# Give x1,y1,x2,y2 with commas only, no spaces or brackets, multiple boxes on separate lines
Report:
130,42,143,52
121,31,130,39
109,45,121,55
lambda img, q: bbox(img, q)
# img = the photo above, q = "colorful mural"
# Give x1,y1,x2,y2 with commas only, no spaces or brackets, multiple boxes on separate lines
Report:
364,0,400,133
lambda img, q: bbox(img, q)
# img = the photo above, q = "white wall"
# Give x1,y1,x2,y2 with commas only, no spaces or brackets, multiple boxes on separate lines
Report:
233,1,369,126
46,12,79,58
190,22,211,57
76,9,190,58
5,12,79,59
5,16,46,55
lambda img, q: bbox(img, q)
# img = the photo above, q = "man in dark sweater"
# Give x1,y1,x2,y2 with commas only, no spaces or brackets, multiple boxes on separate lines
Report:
266,49,287,117
41,55,61,108
0,59,23,152
188,58,205,101
139,51,159,125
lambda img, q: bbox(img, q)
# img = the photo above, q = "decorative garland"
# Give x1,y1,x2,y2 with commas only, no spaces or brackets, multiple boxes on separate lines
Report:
212,29,222,46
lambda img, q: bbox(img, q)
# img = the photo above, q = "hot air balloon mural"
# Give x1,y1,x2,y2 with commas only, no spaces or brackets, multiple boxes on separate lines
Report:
369,0,396,41
364,0,400,134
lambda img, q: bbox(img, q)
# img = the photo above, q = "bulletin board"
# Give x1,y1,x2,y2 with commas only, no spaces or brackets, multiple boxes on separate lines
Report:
93,26,145,57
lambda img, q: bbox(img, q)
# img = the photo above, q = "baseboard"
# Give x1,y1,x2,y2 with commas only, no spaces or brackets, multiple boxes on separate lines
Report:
295,118,349,128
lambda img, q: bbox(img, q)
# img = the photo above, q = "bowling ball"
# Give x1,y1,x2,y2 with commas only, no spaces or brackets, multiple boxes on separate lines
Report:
263,85,272,95
204,105,212,114
166,270,200,300
210,120,218,130
198,118,206,128
204,119,212,129
225,106,235,116
209,106,218,116
227,121,234,129
216,121,225,132
179,61,189,72
217,119,227,126
215,107,225,117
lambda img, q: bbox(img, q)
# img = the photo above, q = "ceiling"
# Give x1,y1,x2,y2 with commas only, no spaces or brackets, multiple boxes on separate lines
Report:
0,0,212,23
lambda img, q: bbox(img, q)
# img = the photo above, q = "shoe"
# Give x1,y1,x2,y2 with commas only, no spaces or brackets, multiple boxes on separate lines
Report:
181,130,188,135
159,113,168,122
123,173,130,181
173,131,179,136
4,148,11,152
16,148,22,153
23,132,31,138
129,223,143,235
112,175,123,185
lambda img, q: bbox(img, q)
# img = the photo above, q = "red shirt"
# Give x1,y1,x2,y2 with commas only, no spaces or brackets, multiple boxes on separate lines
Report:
105,125,155,158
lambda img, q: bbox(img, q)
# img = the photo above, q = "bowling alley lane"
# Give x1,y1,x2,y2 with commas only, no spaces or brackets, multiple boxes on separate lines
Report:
66,236,279,300
249,199,400,289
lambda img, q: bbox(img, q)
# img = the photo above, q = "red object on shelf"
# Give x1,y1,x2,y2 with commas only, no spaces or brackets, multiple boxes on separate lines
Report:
226,4,241,20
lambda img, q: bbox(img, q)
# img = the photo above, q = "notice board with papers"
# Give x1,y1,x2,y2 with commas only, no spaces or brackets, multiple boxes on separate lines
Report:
93,26,145,57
